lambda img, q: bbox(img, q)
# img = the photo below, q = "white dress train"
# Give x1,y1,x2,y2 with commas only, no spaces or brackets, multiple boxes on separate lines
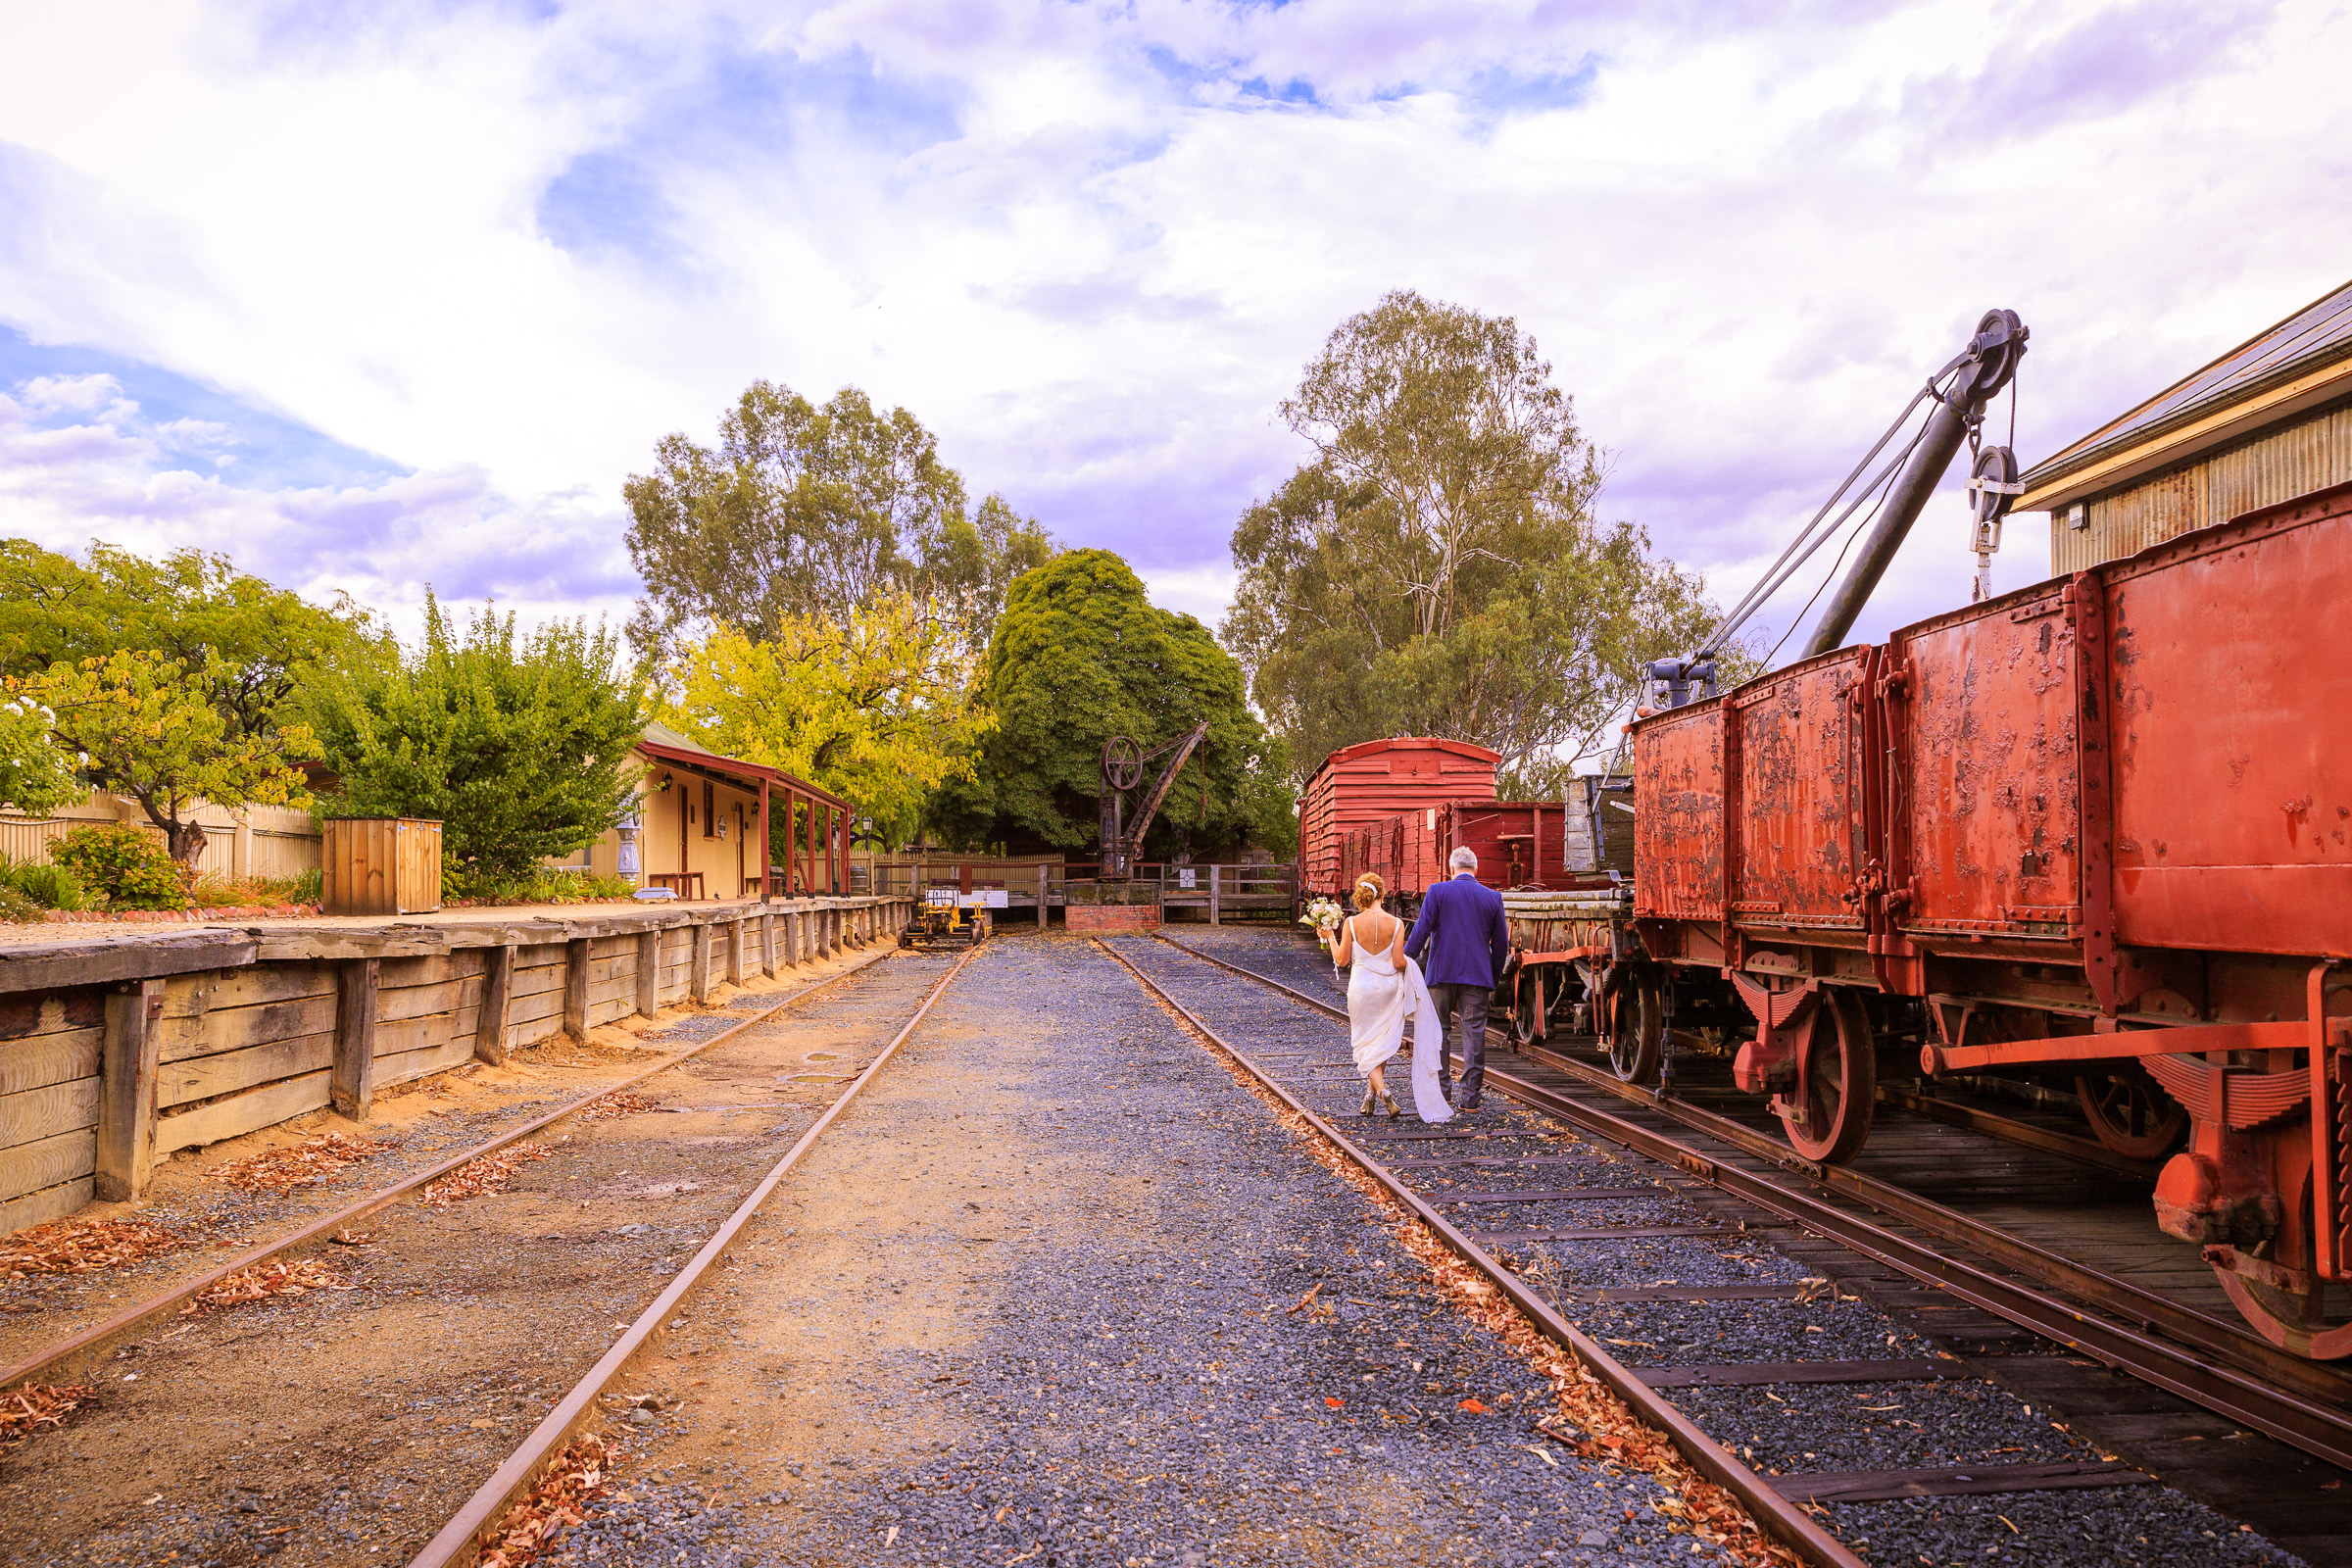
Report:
1345,929,1454,1123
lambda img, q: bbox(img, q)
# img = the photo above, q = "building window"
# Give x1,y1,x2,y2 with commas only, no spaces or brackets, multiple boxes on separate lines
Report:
704,780,716,838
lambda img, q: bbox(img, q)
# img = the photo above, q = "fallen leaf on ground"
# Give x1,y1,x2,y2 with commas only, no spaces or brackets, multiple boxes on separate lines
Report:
0,1382,93,1454
575,1092,656,1123
421,1143,554,1207
0,1219,181,1277
1324,1396,1344,1409
479,1431,611,1568
208,1133,384,1194
182,1258,352,1314
1459,1398,1489,1414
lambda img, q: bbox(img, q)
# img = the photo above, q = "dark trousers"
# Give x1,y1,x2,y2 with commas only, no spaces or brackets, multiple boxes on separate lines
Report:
1428,982,1491,1105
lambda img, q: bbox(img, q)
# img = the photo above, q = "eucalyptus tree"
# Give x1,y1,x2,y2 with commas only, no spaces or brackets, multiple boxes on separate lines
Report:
1225,290,1728,791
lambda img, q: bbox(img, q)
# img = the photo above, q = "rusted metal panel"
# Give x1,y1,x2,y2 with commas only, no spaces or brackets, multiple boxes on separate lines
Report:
2102,481,2352,956
1442,802,1586,890
1728,649,1872,931
1632,703,1724,920
1300,738,1499,898
1884,582,2083,939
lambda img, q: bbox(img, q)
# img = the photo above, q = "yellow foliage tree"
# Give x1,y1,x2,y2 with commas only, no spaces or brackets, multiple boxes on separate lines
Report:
659,595,992,849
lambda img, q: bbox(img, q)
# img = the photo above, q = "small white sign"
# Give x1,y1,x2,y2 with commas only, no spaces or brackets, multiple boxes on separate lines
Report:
926,887,958,906
960,890,1009,908
1178,868,1197,889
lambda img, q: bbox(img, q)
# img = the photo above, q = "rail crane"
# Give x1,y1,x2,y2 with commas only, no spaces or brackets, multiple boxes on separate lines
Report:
1098,721,1210,880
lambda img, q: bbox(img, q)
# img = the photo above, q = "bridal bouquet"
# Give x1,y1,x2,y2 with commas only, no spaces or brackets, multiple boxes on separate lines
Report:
1298,898,1345,954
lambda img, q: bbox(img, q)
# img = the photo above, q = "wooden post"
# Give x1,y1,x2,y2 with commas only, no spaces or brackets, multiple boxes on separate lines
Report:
1209,864,1222,926
636,929,662,1017
758,778,772,901
476,944,516,1066
95,978,165,1200
728,917,747,986
333,957,379,1120
761,911,776,977
691,920,712,1003
1038,864,1049,928
564,937,592,1043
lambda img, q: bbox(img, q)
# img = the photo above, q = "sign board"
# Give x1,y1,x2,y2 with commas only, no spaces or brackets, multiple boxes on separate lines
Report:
960,890,1008,908
1179,868,1197,889
926,887,958,906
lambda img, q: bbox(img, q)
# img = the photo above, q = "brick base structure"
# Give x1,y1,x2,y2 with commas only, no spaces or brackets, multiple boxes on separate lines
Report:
1065,904,1162,933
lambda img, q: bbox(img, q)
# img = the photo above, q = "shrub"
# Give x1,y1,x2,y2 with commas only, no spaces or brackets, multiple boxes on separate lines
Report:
0,855,89,910
443,859,636,906
184,867,324,909
0,882,39,923
50,823,188,910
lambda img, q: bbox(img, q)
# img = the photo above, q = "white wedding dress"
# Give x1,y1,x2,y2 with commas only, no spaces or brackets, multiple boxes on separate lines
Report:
1343,918,1454,1123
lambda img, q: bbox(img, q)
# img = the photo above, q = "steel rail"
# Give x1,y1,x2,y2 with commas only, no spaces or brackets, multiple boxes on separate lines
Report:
1094,939,1866,1568
1146,934,2352,1473
406,940,985,1568
1160,935,2330,1389
0,944,902,1394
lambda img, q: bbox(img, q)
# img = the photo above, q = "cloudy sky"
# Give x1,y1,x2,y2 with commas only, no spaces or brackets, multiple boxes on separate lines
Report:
3,0,2347,656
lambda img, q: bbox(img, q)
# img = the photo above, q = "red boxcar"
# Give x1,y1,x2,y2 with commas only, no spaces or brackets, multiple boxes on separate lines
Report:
1625,480,2352,1357
1299,738,1499,901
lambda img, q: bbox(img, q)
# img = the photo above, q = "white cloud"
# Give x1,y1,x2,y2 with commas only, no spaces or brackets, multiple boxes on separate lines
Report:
0,0,2343,655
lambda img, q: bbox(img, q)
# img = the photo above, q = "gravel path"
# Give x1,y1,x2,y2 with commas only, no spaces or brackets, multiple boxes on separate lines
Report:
573,932,1728,1568
1132,926,2305,1568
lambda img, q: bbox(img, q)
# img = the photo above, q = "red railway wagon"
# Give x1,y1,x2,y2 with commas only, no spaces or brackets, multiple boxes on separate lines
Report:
1627,480,2352,1357
1299,738,1499,901
1335,799,1598,909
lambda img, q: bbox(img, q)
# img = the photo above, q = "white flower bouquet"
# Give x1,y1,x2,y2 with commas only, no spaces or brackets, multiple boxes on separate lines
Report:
1298,897,1345,954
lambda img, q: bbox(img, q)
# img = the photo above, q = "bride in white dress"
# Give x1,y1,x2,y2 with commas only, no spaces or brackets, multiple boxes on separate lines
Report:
1329,874,1454,1123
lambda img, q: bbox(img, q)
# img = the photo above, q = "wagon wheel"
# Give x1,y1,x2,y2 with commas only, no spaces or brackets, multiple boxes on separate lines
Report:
2214,1172,2352,1360
2075,1065,2187,1160
1102,736,1146,792
1608,973,1664,1086
1779,988,1876,1164
1512,965,1555,1046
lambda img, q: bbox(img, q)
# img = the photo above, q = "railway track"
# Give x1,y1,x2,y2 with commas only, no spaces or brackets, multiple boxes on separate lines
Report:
0,939,980,1568
1120,929,2351,1567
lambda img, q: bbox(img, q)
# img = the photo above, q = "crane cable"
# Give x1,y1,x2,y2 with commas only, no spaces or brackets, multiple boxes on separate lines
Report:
1696,353,1974,662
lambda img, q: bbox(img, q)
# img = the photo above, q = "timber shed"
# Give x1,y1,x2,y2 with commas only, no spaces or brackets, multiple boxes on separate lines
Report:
2019,273,2352,567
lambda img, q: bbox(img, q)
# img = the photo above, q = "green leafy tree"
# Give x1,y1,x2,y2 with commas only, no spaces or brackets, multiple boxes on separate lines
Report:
623,382,1055,660
1224,291,1730,789
0,695,82,814
309,598,647,884
0,539,390,748
660,595,995,851
931,550,1288,858
14,651,316,862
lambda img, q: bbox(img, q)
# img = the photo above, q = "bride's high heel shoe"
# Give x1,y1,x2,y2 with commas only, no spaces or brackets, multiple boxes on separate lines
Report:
1380,1089,1401,1119
1359,1084,1378,1116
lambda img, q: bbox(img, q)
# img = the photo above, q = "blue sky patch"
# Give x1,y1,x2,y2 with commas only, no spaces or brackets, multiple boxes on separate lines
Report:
0,326,406,492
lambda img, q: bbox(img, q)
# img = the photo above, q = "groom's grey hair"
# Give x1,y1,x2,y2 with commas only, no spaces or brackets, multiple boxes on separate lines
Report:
1449,847,1478,872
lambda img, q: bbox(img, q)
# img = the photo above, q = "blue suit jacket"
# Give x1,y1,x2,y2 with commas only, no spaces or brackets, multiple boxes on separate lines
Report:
1403,874,1510,989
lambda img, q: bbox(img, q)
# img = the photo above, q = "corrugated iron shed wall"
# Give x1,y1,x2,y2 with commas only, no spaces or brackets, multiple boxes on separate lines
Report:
2052,397,2352,570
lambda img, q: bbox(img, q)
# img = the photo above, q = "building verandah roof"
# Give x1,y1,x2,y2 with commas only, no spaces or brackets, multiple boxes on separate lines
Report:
635,721,849,813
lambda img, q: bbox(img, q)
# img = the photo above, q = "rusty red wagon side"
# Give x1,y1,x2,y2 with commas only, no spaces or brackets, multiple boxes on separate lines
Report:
1627,479,2352,1357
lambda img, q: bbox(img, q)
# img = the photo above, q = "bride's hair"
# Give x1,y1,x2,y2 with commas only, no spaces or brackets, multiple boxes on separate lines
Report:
1352,873,1385,911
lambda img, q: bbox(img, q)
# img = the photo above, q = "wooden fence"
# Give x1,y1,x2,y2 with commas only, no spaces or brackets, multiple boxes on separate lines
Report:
860,859,1296,925
0,895,914,1233
0,796,322,881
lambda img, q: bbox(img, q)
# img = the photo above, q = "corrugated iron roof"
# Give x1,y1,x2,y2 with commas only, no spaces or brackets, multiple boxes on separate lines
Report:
2024,275,2352,492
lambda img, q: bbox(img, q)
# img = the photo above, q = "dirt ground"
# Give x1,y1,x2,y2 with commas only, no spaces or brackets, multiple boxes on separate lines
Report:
0,943,949,1567
1,945,887,1368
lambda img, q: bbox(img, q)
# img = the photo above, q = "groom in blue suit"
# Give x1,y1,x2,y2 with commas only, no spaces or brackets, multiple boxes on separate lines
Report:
1403,847,1511,1110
